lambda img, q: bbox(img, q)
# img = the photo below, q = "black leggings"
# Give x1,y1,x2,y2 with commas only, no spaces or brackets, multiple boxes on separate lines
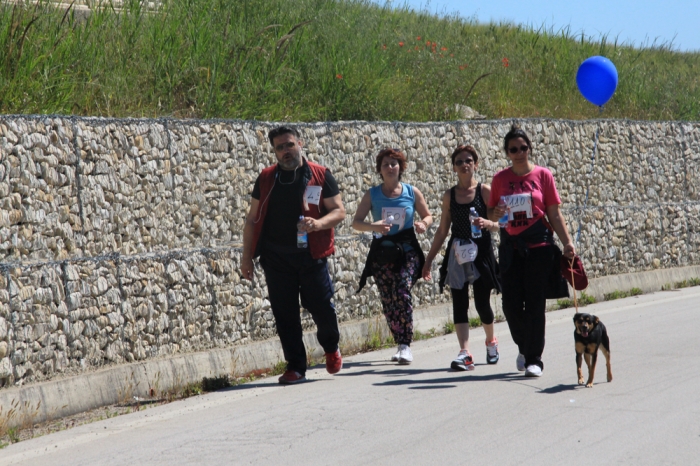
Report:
450,277,494,325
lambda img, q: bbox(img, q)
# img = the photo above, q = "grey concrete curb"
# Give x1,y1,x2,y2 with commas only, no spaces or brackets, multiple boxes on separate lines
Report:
1,265,699,428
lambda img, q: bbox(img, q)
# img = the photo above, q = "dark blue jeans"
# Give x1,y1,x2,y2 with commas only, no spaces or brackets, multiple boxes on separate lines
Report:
259,249,340,375
500,245,554,370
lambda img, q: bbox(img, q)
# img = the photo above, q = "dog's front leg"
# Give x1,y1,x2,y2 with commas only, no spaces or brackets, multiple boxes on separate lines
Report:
575,344,585,385
585,351,598,388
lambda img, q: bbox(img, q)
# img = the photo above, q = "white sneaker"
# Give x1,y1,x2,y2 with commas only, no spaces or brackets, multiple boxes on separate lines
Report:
397,344,413,365
524,365,542,377
391,347,400,362
516,353,526,372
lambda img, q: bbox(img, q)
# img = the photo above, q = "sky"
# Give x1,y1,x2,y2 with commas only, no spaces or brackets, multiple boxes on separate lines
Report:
388,0,700,52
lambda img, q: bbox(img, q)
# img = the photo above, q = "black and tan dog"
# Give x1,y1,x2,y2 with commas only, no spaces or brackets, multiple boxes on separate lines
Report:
573,313,613,387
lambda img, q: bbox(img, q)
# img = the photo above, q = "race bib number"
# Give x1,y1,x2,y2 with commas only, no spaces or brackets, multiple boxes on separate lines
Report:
507,193,533,219
454,239,478,264
382,207,406,226
303,186,322,206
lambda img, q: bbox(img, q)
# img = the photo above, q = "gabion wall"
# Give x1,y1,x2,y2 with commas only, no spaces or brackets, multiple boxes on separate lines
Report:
1,116,698,387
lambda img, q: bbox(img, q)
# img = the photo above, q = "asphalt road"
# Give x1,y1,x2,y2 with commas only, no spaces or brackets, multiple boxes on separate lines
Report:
2,287,699,466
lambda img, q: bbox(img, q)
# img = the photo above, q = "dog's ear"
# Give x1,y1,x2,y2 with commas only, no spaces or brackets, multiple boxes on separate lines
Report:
573,313,581,322
593,315,600,324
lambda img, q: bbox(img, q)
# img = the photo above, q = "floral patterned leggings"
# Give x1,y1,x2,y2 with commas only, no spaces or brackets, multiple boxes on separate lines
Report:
371,250,420,345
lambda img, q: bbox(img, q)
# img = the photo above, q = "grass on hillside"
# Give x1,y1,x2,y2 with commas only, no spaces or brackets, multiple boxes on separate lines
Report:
1,0,699,121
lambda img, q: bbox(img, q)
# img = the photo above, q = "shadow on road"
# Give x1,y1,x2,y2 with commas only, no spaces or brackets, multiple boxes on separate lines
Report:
372,372,522,388
537,383,580,394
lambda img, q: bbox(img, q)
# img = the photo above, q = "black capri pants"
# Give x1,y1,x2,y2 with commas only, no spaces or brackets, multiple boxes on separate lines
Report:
450,277,494,325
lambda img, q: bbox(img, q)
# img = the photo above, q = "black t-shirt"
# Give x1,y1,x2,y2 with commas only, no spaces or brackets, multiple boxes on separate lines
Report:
252,164,339,249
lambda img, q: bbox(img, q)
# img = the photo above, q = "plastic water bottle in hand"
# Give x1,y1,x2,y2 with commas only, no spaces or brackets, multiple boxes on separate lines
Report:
373,214,394,239
469,207,482,239
297,215,308,248
497,196,509,228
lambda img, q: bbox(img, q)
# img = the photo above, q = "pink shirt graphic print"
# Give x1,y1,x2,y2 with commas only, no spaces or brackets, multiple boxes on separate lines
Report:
488,165,561,237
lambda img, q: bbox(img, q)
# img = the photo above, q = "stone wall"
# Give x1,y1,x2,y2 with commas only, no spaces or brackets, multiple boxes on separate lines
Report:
1,116,699,387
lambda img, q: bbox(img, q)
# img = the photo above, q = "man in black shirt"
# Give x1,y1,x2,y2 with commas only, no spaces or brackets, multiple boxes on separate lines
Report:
241,126,346,384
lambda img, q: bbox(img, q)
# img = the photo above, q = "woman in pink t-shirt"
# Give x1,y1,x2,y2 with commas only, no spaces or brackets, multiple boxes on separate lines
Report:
487,124,575,378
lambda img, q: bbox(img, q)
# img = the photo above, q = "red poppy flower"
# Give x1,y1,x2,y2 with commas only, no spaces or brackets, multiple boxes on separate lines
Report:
336,74,343,79
441,47,447,51
416,36,421,40
399,41,404,47
502,57,509,67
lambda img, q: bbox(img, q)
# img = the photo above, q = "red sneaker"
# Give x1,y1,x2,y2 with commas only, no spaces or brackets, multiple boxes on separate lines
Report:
325,350,343,374
278,370,306,385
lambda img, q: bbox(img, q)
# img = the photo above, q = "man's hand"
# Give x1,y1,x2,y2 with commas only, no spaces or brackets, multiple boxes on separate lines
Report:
299,217,323,232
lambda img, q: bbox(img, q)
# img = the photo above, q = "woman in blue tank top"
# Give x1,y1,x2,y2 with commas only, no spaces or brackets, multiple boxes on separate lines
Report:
353,148,433,365
423,145,501,371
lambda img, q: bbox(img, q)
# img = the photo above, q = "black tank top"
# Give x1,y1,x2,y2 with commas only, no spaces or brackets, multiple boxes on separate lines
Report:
450,183,491,242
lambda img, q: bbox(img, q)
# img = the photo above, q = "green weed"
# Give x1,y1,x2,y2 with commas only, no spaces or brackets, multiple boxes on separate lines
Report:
608,288,644,300
443,320,455,334
557,292,596,309
674,278,700,289
0,401,18,440
7,427,19,444
271,360,287,376
179,382,203,398
360,316,395,352
1,0,698,120
413,328,437,341
469,317,482,328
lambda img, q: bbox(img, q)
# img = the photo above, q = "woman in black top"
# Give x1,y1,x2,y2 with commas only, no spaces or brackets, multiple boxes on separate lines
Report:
422,145,501,371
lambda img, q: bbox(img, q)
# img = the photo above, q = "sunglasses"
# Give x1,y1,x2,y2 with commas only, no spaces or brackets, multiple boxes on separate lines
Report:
508,145,529,154
274,141,296,151
453,159,474,166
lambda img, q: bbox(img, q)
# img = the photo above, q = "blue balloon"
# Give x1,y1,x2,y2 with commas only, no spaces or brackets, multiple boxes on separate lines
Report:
576,56,618,107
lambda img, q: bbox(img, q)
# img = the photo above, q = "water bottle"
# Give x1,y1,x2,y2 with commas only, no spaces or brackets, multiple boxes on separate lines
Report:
469,207,482,239
497,196,509,228
373,214,394,239
297,215,308,248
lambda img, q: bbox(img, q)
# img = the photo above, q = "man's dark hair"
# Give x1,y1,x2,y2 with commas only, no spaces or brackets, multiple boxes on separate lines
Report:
268,126,300,145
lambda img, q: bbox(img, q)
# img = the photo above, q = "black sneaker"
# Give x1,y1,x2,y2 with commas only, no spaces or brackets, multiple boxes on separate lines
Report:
450,351,475,371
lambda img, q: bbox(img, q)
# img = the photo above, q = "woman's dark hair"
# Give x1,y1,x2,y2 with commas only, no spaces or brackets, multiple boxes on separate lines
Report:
450,145,479,165
503,124,532,153
375,148,407,180
268,126,300,145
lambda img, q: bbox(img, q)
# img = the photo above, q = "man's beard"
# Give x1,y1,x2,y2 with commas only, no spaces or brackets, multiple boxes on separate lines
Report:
278,152,301,170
